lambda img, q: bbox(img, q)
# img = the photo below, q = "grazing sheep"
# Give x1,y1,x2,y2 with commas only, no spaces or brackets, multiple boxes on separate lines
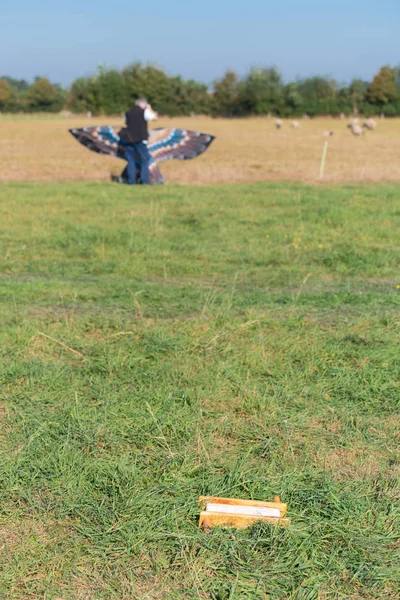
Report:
291,120,300,129
363,118,377,131
348,123,364,136
348,117,359,127
323,130,334,137
275,119,283,129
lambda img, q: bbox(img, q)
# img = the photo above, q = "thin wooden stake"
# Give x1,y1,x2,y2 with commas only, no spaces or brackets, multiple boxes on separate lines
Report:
319,141,329,179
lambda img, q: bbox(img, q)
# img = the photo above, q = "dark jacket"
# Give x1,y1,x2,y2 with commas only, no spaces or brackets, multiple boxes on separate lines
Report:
125,106,148,143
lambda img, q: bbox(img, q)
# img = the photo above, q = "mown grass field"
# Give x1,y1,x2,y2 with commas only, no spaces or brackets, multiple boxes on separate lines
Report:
1,115,400,184
0,181,399,599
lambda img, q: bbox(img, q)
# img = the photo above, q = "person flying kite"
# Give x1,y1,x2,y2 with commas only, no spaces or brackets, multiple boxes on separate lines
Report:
69,99,215,184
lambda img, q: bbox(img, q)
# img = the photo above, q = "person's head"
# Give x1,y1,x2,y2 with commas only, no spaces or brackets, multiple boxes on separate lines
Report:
135,98,148,109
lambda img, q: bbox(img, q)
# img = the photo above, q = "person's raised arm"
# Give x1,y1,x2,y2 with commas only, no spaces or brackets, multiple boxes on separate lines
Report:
144,104,158,121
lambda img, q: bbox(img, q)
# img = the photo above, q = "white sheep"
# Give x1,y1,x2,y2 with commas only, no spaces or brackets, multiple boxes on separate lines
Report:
348,123,364,136
291,120,300,129
363,118,377,131
348,117,359,127
275,119,283,129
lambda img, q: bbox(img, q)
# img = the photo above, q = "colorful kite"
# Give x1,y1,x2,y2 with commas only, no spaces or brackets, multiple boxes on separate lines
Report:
69,126,215,184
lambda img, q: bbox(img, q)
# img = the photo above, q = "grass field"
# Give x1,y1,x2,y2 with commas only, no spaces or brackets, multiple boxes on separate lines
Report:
1,181,399,599
2,115,400,184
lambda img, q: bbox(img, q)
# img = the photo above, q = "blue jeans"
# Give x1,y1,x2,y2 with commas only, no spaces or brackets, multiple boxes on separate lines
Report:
125,142,151,185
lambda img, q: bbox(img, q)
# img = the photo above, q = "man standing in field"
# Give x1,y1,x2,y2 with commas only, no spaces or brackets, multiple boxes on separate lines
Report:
124,98,158,184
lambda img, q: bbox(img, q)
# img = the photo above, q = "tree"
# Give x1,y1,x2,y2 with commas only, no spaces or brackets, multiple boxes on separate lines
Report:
67,76,100,113
26,77,65,112
367,66,400,105
96,67,129,114
170,77,211,115
68,63,211,116
0,76,29,92
0,79,14,110
212,70,241,116
296,76,339,115
241,68,284,115
345,79,368,113
32,62,400,118
122,63,175,114
300,76,337,99
283,82,303,115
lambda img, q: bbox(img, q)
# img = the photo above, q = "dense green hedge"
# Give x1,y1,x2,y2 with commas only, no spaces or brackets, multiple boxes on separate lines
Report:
1,64,400,117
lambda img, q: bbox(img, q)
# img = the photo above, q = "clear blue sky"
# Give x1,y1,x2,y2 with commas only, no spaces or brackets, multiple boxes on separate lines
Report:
1,0,399,86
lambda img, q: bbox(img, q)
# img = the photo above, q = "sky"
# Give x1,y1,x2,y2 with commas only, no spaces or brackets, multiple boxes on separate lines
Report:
1,0,399,87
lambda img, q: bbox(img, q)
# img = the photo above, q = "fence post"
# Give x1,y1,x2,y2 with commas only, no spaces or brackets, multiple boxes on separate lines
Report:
319,141,329,179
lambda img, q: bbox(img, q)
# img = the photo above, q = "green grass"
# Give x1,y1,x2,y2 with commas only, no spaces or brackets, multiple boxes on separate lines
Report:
0,181,399,600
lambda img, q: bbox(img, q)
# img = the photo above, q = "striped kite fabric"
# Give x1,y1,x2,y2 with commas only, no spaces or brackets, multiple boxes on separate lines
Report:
69,126,215,184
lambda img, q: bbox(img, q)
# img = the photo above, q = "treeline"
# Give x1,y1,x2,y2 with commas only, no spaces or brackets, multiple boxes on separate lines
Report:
0,76,66,112
1,64,400,117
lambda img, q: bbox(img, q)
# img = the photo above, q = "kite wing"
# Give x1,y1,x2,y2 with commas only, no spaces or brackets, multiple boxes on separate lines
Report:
69,126,215,184
148,128,215,163
69,126,123,158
